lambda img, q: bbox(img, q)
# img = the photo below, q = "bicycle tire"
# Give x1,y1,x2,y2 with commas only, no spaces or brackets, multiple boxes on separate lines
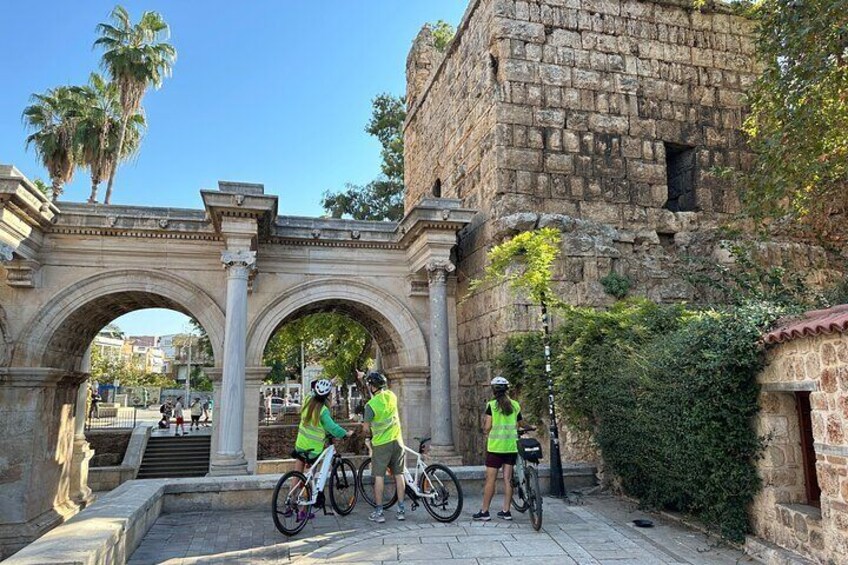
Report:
356,457,398,509
420,463,464,523
271,471,312,536
511,474,529,513
330,458,358,515
526,466,543,531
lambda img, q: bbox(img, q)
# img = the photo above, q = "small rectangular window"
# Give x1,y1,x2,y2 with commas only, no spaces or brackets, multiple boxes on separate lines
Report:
664,143,696,212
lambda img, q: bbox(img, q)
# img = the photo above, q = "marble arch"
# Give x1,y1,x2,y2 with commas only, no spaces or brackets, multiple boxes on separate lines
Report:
0,165,473,556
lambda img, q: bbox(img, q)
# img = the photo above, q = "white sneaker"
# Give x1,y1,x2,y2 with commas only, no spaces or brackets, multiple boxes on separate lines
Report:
397,509,406,521
369,510,386,524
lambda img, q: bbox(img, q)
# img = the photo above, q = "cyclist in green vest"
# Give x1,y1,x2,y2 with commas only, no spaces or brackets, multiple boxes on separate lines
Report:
473,376,523,521
359,370,406,524
292,379,353,474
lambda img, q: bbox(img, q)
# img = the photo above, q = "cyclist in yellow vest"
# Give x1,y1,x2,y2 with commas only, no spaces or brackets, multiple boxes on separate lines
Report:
292,379,352,473
359,370,406,524
474,376,523,521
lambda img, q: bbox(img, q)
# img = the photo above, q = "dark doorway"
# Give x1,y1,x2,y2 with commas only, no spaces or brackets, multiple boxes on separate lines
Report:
795,391,821,506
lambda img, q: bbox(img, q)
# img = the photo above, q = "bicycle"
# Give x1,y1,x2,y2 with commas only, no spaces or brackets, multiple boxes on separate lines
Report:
511,426,543,531
357,436,464,522
271,436,358,536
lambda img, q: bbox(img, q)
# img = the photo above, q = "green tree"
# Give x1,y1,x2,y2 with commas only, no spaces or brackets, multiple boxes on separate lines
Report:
94,5,176,204
22,86,81,201
734,0,848,241
75,72,146,203
32,179,51,197
263,313,373,386
322,94,406,221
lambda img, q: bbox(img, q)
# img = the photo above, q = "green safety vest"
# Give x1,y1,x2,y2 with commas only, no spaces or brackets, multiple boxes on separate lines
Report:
295,401,328,456
487,399,520,454
367,390,401,446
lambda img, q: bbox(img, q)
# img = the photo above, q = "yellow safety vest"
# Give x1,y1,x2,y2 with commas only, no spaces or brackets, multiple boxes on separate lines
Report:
367,390,401,446
295,401,328,456
487,399,520,454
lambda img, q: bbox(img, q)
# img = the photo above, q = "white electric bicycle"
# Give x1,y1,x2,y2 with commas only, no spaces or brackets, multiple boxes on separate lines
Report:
357,436,464,522
272,437,358,536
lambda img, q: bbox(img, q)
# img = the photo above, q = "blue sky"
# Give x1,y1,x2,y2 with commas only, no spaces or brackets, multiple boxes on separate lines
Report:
1,1,466,336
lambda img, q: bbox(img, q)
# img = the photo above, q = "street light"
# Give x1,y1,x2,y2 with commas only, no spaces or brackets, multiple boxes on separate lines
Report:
540,292,566,498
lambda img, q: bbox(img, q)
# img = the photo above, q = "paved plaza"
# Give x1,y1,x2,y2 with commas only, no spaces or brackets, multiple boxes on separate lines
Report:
127,494,754,564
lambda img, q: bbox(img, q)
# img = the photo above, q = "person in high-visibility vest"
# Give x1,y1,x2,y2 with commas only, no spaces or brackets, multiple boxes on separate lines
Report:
473,376,524,521
292,378,352,474
359,370,406,524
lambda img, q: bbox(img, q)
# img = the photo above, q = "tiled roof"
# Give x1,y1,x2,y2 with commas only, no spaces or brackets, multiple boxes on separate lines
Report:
763,304,848,345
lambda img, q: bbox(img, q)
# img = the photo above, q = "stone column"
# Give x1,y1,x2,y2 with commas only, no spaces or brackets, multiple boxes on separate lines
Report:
209,250,255,476
69,348,94,507
206,368,223,474
243,366,271,474
427,260,459,460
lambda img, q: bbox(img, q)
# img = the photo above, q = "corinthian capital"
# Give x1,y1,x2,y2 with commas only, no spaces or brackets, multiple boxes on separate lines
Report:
221,250,257,276
426,259,455,285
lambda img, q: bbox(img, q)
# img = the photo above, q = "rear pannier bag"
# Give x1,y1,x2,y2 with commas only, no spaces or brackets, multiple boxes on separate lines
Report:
518,438,543,463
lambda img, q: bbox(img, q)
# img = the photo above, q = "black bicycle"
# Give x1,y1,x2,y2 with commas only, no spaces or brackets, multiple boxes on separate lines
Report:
357,436,464,523
271,437,358,536
511,427,543,531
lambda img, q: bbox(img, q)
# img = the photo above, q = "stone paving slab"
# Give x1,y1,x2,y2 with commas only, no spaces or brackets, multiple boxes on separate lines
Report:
127,494,757,565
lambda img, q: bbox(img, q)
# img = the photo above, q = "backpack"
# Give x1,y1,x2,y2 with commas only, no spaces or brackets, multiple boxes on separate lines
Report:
160,404,167,414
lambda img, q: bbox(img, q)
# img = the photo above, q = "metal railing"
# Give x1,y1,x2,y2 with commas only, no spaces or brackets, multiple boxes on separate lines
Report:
85,406,138,430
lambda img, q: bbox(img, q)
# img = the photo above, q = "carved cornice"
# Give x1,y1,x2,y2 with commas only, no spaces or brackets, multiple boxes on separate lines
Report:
3,259,41,288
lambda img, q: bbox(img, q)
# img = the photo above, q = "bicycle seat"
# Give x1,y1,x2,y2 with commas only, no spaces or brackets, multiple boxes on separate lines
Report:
414,436,431,443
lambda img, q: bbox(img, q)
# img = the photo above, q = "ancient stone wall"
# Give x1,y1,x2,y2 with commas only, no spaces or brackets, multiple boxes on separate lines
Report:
405,0,837,462
752,333,848,562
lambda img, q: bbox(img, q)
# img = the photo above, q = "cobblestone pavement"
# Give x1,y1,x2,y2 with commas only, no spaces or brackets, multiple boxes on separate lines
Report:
128,494,755,564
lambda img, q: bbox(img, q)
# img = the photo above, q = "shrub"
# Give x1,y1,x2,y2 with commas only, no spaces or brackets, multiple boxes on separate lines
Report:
600,272,632,299
497,299,783,541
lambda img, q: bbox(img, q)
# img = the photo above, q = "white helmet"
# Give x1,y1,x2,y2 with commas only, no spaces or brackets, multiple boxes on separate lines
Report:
490,376,510,387
314,379,333,397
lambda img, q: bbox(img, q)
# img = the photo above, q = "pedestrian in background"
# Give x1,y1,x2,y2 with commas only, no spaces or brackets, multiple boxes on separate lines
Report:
174,396,186,436
190,397,202,431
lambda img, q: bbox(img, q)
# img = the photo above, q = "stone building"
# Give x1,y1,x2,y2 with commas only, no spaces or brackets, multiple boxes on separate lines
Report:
749,306,848,562
403,0,835,461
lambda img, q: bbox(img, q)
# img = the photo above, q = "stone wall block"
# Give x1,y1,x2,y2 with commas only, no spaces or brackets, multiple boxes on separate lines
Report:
494,18,546,43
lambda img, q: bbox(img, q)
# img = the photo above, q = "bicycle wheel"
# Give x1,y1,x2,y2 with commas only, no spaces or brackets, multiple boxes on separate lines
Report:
357,457,398,509
271,471,313,536
511,474,529,513
420,463,463,522
526,466,543,531
330,458,358,515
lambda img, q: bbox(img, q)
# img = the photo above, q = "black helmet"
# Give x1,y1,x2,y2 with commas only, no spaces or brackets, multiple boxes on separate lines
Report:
366,371,387,389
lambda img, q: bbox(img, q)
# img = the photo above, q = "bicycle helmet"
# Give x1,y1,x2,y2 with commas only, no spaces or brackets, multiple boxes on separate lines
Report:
313,379,333,398
490,375,510,395
366,371,387,389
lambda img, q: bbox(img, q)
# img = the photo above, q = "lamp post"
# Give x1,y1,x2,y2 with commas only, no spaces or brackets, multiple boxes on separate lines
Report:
540,293,565,497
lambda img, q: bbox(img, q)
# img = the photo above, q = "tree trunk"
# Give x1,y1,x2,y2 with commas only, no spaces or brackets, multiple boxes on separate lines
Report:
51,178,63,202
104,114,129,205
88,171,100,203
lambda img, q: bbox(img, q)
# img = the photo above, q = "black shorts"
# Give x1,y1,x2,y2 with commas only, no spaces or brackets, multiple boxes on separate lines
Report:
485,451,517,469
291,449,319,465
191,415,200,424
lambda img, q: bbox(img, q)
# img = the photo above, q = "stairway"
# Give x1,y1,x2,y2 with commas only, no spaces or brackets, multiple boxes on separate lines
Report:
137,434,211,479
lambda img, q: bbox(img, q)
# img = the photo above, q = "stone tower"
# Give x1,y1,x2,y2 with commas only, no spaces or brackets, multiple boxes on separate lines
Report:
403,0,813,461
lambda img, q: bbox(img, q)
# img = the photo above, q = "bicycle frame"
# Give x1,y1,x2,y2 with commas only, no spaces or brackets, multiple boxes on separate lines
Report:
297,443,337,505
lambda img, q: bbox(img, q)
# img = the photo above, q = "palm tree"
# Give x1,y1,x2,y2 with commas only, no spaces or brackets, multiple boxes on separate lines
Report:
94,5,175,204
75,73,146,203
22,86,81,201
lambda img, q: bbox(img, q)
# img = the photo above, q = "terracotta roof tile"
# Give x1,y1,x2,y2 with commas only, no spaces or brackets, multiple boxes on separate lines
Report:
763,304,848,345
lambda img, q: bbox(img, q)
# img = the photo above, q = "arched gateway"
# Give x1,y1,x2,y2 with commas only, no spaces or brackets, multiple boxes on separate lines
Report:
0,165,474,555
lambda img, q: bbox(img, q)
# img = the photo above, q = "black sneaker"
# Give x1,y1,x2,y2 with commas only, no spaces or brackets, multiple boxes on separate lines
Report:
497,510,513,521
472,510,491,521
